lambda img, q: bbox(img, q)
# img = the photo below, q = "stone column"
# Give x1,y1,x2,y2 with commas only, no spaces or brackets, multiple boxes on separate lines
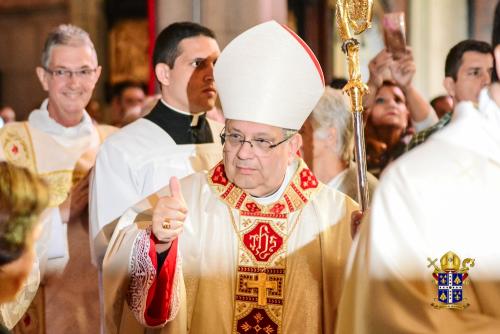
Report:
0,0,67,120
470,0,497,43
156,0,287,48
409,0,468,99
156,0,194,30
202,0,287,48
69,0,107,102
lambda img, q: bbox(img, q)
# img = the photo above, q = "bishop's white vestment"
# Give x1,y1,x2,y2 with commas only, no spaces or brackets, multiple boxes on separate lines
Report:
336,88,500,334
104,158,358,334
0,100,116,333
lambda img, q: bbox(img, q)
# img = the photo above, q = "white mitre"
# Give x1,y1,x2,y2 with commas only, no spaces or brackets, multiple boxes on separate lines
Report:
214,20,325,130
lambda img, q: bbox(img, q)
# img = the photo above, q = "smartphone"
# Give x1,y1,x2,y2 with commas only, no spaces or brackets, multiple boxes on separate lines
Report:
383,12,406,57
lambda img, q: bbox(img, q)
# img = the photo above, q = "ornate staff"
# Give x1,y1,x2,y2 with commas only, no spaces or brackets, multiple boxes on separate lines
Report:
335,0,373,211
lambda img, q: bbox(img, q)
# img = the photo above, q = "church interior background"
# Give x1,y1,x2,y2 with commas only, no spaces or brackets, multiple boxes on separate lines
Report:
0,0,496,121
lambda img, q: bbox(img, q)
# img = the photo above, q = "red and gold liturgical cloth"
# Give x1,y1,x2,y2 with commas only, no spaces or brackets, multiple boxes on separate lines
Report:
208,159,321,334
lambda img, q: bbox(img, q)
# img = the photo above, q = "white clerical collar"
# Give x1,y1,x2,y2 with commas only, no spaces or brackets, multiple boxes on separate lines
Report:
28,99,93,139
160,99,206,126
251,159,299,205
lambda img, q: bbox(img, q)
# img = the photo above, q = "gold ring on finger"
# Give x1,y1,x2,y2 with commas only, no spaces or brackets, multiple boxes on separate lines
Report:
162,221,171,229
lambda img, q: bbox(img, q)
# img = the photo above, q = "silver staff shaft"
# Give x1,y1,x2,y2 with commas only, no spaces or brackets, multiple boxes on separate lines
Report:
341,37,370,212
352,110,369,211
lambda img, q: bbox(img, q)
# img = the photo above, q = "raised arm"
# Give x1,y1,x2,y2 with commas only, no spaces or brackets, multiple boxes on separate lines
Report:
390,48,438,130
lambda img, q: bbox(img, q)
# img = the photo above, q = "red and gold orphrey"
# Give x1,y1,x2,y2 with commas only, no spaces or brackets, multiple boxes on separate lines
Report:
208,160,321,334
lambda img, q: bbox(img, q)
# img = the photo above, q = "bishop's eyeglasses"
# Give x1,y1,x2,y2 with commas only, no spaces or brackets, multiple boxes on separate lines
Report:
43,67,98,80
220,129,296,155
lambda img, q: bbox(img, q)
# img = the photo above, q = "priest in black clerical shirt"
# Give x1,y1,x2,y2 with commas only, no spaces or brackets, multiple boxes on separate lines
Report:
145,100,214,144
89,22,224,267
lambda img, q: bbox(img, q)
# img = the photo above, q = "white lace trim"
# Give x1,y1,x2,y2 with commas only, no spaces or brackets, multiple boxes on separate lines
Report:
127,229,156,326
0,258,40,329
126,229,182,328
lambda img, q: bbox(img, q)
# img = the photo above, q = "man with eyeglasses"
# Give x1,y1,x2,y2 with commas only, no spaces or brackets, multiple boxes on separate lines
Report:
89,22,223,271
0,24,115,333
103,21,358,333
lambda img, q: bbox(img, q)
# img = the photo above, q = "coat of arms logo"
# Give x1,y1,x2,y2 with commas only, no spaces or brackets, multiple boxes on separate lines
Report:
427,251,475,310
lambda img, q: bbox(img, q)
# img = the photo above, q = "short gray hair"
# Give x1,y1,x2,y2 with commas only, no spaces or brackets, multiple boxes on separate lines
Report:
310,87,354,163
41,24,97,68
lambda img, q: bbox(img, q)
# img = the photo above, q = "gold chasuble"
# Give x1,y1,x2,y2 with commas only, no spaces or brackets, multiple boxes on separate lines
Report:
0,122,113,207
0,120,116,333
209,162,321,333
104,158,358,334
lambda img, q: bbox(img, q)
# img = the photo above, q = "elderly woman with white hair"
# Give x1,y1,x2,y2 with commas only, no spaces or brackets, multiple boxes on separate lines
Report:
301,87,378,201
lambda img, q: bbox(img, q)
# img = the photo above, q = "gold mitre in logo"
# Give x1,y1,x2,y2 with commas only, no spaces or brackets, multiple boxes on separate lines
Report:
428,251,475,310
440,251,461,272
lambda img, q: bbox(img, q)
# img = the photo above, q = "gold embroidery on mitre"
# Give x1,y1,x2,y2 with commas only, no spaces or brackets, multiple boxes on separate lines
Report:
440,251,461,272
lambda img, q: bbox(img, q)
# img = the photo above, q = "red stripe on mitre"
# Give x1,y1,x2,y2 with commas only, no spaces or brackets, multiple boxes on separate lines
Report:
280,24,325,85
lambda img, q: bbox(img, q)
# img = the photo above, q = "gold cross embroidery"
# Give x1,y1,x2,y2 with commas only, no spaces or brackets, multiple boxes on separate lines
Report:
247,272,278,306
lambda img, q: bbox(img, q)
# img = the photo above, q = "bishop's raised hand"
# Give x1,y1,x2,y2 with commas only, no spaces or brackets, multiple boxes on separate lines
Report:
152,176,188,252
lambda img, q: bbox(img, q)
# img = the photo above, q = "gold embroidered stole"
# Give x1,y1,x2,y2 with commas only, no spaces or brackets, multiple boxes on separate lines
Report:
0,123,114,334
0,122,37,171
207,159,321,334
1,123,112,207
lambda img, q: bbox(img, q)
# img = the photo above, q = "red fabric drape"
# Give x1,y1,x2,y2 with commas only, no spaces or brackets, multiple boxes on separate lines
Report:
147,0,156,95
